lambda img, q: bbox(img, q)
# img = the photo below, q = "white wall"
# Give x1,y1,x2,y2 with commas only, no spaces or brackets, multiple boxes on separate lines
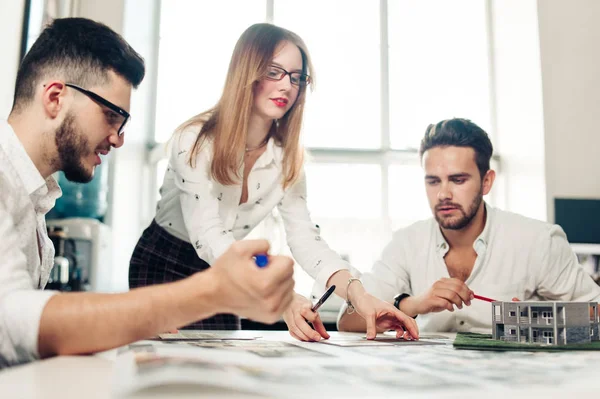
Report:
537,0,600,222
0,0,25,118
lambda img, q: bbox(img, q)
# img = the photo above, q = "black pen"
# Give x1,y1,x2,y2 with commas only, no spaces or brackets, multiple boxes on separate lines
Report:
311,285,336,312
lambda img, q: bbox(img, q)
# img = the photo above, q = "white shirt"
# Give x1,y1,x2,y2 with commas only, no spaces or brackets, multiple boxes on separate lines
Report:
0,120,61,367
357,203,600,333
155,129,351,290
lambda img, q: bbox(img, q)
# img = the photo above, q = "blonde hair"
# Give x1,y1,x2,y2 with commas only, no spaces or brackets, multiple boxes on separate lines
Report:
178,23,314,189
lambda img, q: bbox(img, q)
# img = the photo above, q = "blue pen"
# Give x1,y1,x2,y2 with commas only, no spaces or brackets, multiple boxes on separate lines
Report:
254,254,269,268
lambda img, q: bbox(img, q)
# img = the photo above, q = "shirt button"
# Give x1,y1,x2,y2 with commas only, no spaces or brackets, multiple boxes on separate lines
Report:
459,320,465,326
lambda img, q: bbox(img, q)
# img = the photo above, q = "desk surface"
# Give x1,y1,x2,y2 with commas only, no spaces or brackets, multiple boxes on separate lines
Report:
1,331,599,399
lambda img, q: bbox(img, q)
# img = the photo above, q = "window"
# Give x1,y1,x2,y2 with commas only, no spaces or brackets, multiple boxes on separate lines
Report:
22,0,46,54
532,311,538,318
388,0,492,150
508,328,516,335
154,0,266,142
509,311,516,317
389,164,431,228
275,0,381,149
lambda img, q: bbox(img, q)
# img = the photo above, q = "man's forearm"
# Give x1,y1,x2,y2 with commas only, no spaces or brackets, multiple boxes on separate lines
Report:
38,272,218,357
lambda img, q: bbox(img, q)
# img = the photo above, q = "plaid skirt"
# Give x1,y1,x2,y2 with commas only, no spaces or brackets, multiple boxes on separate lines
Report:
128,219,240,330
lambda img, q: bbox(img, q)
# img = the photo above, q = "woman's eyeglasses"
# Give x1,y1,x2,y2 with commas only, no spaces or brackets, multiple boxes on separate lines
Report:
263,65,311,87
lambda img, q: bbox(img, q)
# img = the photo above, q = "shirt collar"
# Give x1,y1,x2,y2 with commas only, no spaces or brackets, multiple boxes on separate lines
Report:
477,202,494,247
435,201,493,255
31,175,62,215
0,120,62,211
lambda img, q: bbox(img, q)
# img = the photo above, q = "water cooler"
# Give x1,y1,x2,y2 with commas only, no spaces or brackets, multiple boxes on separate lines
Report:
46,218,112,292
46,162,112,292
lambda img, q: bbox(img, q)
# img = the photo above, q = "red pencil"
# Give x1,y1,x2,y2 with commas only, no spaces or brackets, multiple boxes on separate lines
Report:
473,294,497,302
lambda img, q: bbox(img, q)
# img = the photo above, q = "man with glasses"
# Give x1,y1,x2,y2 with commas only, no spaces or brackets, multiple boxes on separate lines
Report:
0,17,295,368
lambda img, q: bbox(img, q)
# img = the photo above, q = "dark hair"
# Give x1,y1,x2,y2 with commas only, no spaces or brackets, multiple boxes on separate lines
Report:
12,17,145,113
419,118,493,178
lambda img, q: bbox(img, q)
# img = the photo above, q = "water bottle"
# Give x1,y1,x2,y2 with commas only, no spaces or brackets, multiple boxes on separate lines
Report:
52,162,109,221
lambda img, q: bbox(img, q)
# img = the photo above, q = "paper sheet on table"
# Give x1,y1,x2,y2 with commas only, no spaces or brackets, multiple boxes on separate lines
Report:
156,330,261,340
322,338,447,347
321,332,451,347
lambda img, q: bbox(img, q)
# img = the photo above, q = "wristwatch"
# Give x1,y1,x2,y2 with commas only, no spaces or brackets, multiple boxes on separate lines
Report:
394,293,417,319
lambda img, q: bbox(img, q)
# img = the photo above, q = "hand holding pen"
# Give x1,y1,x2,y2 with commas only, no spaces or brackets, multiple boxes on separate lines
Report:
208,241,295,324
282,286,337,342
402,277,474,316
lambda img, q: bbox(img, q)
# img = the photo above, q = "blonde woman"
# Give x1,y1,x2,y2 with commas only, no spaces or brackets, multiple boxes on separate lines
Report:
129,23,418,341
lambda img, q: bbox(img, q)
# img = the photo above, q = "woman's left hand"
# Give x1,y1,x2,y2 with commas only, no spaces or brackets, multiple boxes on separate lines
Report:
353,292,420,340
282,293,330,342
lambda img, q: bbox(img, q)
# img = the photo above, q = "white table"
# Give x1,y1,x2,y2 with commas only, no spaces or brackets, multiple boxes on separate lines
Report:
1,331,599,399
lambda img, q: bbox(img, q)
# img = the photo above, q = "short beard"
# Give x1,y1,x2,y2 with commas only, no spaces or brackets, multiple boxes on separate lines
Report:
55,113,93,183
435,186,483,230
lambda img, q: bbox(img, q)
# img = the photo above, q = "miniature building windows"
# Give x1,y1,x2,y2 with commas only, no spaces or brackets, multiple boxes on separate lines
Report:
509,311,516,317
532,311,538,318
508,328,516,335
542,331,554,338
541,311,553,319
520,310,528,317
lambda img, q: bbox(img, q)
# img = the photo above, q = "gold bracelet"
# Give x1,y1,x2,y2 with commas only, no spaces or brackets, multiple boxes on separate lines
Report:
346,277,363,314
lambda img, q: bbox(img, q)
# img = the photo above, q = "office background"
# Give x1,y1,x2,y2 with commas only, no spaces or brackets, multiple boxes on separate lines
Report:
1,0,599,298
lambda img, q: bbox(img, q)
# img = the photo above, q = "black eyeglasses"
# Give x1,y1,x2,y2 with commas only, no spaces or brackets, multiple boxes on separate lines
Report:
65,83,130,136
264,65,311,87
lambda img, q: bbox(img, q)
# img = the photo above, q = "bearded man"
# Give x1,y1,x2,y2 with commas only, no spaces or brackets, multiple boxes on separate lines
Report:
339,118,600,333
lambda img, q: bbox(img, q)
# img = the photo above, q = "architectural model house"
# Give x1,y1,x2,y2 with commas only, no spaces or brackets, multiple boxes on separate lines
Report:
492,301,599,345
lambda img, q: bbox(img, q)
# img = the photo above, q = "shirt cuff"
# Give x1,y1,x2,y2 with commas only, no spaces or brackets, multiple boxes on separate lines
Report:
0,289,58,366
